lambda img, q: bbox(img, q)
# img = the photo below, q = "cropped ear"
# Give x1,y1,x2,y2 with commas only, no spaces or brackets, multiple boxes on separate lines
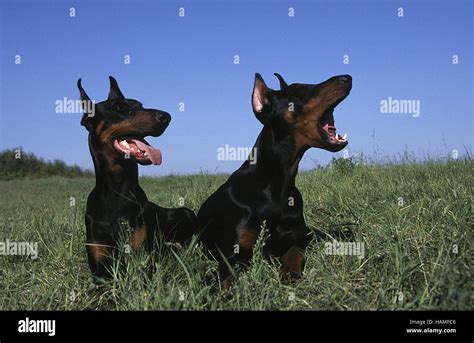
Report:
274,73,288,89
108,76,125,100
77,79,96,131
252,73,273,125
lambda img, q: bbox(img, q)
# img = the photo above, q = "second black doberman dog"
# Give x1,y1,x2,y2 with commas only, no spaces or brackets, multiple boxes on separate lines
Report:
78,77,196,278
198,73,352,289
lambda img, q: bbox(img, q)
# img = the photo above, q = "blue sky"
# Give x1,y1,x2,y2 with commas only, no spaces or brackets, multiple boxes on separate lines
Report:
0,0,472,175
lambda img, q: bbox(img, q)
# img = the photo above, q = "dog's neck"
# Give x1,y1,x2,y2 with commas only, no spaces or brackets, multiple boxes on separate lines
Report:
243,125,308,194
88,134,143,198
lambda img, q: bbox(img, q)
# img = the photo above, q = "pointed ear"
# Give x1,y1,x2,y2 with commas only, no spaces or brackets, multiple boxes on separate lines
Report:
108,76,125,100
274,73,288,89
252,73,273,124
77,79,96,131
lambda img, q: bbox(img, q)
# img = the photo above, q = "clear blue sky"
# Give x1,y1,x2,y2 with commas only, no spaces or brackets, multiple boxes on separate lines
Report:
0,0,472,175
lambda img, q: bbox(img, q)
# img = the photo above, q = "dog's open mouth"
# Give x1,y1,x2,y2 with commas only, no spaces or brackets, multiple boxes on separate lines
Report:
318,107,348,151
113,137,162,165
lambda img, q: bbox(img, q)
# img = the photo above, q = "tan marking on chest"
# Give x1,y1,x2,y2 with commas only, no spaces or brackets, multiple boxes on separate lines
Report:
238,227,260,250
131,226,147,250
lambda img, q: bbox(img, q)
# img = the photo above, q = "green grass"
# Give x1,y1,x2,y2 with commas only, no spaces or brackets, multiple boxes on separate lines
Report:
0,159,472,310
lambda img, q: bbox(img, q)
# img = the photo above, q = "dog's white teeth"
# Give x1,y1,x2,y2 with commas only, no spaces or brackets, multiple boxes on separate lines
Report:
120,140,130,148
342,133,347,140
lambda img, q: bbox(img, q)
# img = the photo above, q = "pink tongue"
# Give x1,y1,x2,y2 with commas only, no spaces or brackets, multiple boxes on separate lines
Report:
131,139,162,165
323,123,336,137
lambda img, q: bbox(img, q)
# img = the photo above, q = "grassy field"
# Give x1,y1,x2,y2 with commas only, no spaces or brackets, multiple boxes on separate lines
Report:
0,159,472,310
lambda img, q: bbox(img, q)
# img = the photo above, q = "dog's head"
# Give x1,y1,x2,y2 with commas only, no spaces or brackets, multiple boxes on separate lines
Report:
251,73,352,152
78,77,170,165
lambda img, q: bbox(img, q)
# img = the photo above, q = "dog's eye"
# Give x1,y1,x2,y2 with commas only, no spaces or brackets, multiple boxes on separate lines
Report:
115,105,121,112
128,104,142,114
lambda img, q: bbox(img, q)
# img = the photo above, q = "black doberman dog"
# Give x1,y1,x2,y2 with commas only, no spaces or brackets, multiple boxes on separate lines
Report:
78,77,196,278
198,73,352,289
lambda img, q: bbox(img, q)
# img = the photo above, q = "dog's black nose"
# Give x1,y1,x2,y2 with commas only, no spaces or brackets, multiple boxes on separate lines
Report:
339,75,352,84
155,111,171,124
